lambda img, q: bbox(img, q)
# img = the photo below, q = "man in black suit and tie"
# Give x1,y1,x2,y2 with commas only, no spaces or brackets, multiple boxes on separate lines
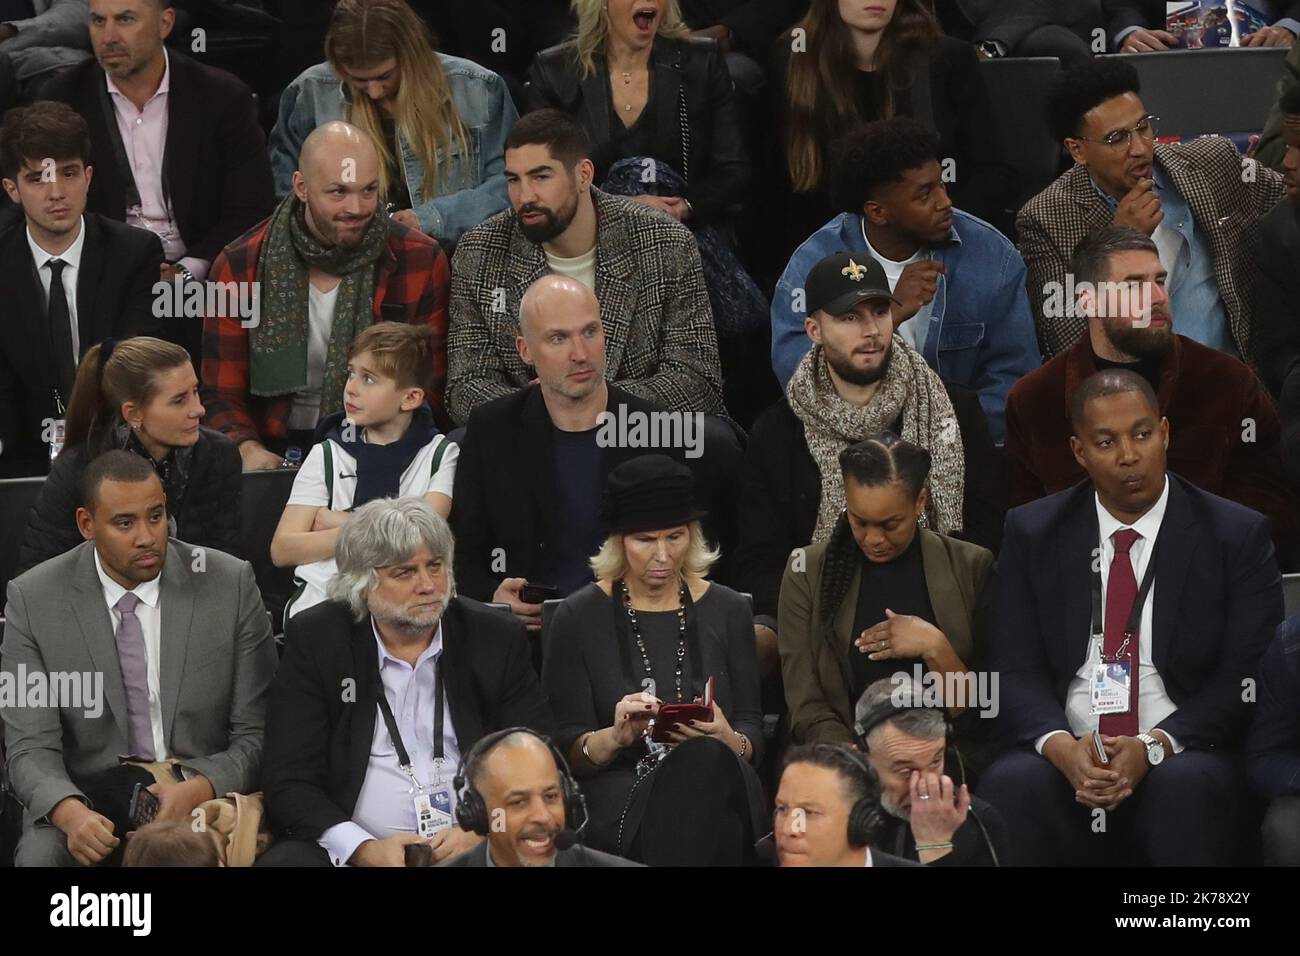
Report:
0,99,162,477
979,369,1283,865
259,497,555,867
42,0,274,367
440,728,639,867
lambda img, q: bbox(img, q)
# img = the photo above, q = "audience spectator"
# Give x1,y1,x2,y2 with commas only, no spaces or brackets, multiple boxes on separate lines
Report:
259,497,553,867
201,121,450,471
1254,42,1300,171
1251,85,1300,485
446,108,725,423
947,0,1104,64
0,0,91,111
777,436,994,760
1,450,277,866
441,728,640,867
528,0,751,230
854,676,1008,865
527,1,768,422
1018,58,1285,359
450,274,737,628
1112,0,1298,51
739,253,1000,657
771,119,1038,442
979,369,1283,866
269,0,515,250
0,99,162,477
270,322,458,623
1007,226,1300,567
772,742,917,866
122,818,220,867
762,0,1014,285
44,0,275,365
1246,616,1300,866
540,455,767,864
18,337,240,575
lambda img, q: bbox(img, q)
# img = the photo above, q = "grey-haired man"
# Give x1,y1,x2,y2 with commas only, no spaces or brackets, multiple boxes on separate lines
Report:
855,677,1008,866
259,497,554,867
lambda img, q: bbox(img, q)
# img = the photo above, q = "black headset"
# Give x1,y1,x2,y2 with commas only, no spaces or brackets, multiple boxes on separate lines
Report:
452,727,589,837
853,697,1000,866
805,745,885,849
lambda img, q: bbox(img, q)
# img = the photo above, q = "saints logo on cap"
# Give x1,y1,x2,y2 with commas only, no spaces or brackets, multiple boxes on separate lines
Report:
841,258,868,282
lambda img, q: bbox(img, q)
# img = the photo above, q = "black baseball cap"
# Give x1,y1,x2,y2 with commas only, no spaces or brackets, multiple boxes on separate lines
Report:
804,252,899,317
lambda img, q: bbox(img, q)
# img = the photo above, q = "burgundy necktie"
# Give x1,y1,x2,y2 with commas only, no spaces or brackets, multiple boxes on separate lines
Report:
114,592,156,761
1100,528,1141,737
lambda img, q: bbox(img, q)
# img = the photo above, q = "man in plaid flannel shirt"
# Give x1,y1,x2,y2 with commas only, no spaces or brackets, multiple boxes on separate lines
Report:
202,122,450,471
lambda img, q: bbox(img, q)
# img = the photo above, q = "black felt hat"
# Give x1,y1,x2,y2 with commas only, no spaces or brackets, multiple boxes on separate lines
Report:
601,454,708,534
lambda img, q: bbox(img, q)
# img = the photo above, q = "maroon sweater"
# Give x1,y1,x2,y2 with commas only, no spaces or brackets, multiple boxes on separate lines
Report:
1004,334,1299,563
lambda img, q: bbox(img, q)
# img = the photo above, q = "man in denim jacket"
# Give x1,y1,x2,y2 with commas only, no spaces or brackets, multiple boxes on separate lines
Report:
771,118,1040,443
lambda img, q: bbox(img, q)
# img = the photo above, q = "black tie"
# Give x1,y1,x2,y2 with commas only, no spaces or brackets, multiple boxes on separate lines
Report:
46,258,76,400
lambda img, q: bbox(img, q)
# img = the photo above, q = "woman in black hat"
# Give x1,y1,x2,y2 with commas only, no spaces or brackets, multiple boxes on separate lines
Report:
540,453,766,864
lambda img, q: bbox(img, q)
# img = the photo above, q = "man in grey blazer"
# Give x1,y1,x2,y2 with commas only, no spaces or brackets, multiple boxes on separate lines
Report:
1,451,276,866
1017,57,1285,360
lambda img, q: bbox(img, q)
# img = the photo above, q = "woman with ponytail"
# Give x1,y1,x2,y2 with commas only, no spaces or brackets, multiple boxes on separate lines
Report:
776,431,995,771
17,337,241,573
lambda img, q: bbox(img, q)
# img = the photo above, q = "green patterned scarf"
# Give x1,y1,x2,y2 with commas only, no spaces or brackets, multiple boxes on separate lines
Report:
249,195,387,416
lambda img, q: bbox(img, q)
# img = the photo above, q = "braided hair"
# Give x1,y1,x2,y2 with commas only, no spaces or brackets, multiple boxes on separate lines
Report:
817,432,932,637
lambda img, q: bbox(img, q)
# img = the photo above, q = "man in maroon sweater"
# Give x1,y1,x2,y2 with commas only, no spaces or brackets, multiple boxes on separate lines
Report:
1005,225,1299,566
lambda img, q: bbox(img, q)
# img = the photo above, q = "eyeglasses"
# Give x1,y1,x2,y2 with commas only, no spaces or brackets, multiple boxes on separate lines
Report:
1075,114,1160,149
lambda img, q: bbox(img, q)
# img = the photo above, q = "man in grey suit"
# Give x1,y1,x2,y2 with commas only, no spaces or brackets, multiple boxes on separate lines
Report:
441,729,639,867
1,450,276,866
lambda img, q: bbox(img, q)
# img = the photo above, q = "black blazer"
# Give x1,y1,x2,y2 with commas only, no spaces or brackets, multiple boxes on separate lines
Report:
43,50,275,266
526,36,751,225
0,214,163,478
440,840,643,867
17,425,241,575
450,383,726,601
992,474,1284,752
733,380,1002,622
262,597,554,842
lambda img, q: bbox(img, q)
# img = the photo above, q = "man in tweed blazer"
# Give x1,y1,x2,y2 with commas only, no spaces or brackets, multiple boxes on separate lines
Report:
446,109,725,425
1018,58,1284,360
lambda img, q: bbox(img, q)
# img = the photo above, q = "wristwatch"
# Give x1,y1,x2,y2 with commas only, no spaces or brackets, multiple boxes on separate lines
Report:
1136,733,1165,766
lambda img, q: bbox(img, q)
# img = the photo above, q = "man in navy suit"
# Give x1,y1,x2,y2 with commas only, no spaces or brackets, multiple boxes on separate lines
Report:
978,368,1283,865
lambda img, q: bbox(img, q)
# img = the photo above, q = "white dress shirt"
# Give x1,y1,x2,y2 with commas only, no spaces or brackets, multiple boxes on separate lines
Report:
93,548,168,761
27,215,86,367
288,283,340,431
105,49,208,280
319,618,461,867
1035,476,1183,754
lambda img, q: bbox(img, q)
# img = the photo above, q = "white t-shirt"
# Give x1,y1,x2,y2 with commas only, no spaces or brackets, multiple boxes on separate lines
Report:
288,283,341,431
545,245,597,291
283,432,460,621
862,222,932,354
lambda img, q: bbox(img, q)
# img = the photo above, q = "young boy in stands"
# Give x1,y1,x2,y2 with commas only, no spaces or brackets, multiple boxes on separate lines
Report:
270,322,458,621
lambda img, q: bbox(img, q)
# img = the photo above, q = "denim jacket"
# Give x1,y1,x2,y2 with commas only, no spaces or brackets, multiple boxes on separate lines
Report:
770,210,1041,442
268,56,516,246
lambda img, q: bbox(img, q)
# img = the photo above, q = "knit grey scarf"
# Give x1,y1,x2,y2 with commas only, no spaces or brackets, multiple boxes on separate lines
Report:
787,340,965,542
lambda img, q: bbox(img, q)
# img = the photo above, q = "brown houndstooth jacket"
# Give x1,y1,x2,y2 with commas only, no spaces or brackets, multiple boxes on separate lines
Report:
445,188,726,424
1017,137,1285,360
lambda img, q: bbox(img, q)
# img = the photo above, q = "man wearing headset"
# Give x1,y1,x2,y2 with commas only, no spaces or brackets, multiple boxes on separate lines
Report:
442,728,640,868
773,743,918,867
855,677,1008,866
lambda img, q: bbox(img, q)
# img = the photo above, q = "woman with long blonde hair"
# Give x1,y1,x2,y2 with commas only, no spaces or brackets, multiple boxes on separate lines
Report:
17,337,242,572
269,0,516,246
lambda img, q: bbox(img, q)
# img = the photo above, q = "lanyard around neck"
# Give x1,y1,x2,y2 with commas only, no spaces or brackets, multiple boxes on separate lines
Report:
375,661,445,779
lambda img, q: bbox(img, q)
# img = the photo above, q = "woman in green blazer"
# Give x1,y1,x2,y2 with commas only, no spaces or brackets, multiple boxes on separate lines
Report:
777,432,996,771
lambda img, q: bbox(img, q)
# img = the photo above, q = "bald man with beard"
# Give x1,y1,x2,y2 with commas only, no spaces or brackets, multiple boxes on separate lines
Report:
201,120,452,471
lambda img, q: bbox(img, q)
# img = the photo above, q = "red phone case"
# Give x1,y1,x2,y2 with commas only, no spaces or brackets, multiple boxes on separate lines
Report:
650,702,714,742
